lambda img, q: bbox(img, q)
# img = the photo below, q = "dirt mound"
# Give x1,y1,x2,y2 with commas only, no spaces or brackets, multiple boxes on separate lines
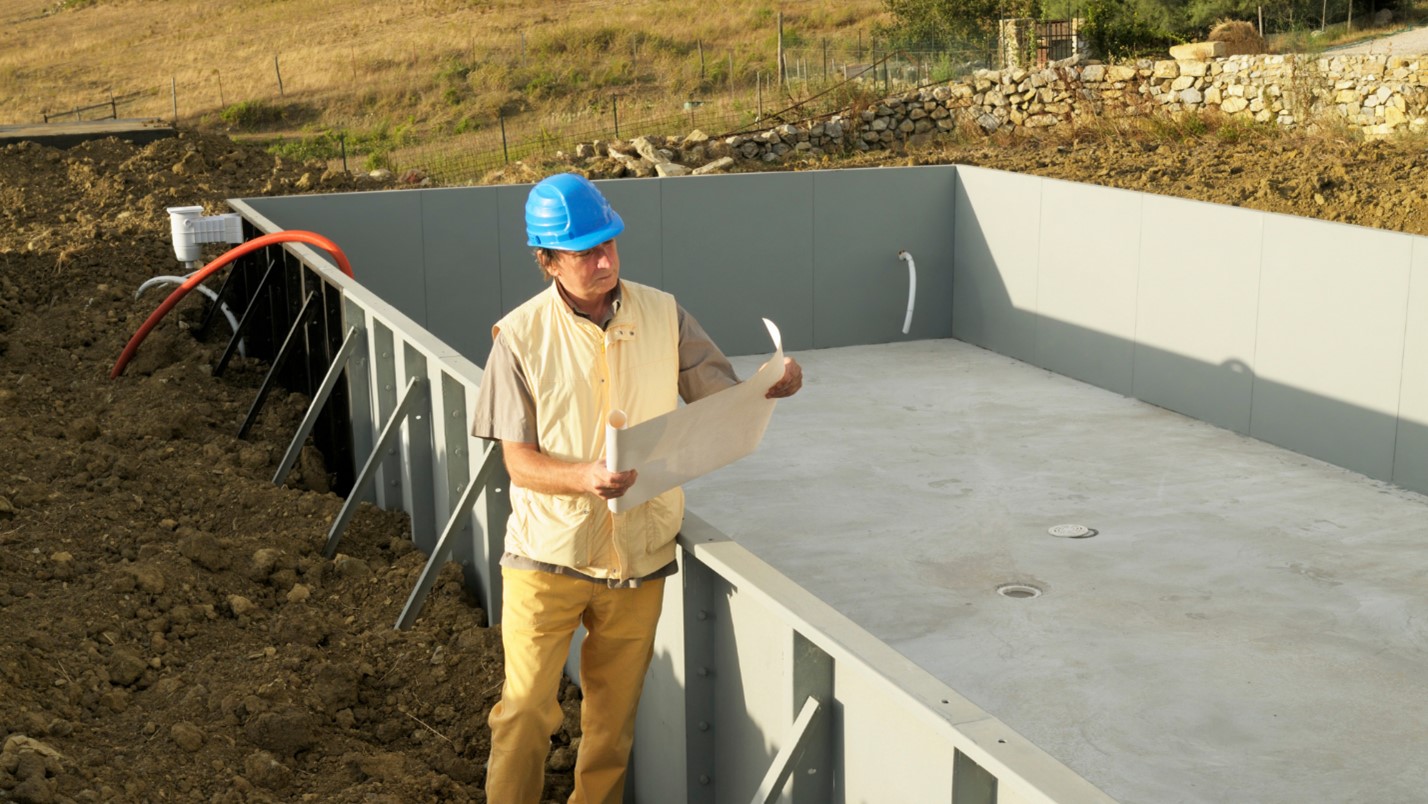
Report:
0,132,586,803
1208,19,1267,55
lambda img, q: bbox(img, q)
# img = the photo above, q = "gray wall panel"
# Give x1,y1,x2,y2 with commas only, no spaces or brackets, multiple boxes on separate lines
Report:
244,191,428,329
661,172,816,357
593,176,664,288
239,167,1428,496
1134,195,1263,434
812,166,957,348
419,187,504,363
1393,239,1428,494
1034,178,1143,396
496,184,548,320
951,166,1041,364
1250,215,1413,481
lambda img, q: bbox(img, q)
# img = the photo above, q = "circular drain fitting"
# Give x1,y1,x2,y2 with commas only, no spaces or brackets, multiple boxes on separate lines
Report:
996,583,1042,599
1049,523,1096,539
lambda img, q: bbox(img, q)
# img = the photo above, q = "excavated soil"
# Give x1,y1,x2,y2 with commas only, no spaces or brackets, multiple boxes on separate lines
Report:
2,123,1428,803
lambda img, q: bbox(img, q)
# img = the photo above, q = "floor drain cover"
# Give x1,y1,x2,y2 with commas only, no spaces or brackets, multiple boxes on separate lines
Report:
996,583,1042,599
1049,524,1096,538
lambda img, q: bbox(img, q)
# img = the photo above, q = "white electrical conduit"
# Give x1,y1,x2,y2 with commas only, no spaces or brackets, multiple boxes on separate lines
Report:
897,250,916,335
134,274,247,357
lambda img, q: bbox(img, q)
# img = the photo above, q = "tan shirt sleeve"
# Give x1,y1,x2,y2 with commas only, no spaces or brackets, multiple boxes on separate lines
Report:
677,305,739,403
471,331,538,443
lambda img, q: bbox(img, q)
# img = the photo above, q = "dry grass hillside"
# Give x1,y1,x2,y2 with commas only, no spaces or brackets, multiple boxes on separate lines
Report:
0,0,886,142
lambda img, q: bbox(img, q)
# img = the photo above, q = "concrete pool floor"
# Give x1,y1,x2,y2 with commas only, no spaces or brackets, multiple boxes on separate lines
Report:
686,338,1428,803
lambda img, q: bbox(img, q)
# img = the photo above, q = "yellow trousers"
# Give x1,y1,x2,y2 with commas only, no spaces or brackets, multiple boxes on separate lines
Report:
486,568,666,804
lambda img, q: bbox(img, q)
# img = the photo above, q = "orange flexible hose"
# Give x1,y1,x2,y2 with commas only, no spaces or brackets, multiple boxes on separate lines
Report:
110,230,353,379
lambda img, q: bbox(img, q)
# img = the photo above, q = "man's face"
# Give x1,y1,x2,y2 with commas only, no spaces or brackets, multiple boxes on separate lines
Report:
548,239,620,301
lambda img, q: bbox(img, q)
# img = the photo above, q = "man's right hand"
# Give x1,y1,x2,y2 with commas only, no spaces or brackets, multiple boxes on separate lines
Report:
502,441,637,499
584,463,638,499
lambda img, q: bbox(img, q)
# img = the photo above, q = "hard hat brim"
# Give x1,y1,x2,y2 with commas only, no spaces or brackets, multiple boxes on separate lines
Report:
526,211,624,252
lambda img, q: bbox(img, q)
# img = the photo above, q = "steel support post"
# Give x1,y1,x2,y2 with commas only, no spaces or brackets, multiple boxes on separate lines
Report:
272,326,364,486
323,376,426,559
952,749,998,804
683,554,720,804
214,254,278,377
194,259,242,339
790,632,834,802
750,696,823,804
237,291,317,440
394,443,499,630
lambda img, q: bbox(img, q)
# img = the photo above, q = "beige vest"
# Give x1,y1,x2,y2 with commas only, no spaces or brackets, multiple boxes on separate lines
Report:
493,281,684,579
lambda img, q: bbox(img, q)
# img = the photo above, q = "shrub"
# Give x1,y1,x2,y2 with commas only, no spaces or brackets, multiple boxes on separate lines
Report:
219,100,283,130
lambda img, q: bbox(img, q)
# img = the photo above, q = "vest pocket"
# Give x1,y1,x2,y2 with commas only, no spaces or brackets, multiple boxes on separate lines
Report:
636,488,684,555
509,488,596,568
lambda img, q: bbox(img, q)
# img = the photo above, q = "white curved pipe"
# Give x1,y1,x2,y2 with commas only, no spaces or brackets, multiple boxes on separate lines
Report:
897,250,916,335
134,274,246,357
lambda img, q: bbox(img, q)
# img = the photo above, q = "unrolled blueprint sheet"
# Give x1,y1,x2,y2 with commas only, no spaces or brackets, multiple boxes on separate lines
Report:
605,318,784,513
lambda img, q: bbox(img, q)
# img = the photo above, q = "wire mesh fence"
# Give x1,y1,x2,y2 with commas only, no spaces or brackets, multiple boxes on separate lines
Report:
384,42,998,184
12,35,998,185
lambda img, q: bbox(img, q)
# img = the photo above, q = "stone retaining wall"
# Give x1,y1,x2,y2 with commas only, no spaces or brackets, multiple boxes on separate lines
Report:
568,53,1428,177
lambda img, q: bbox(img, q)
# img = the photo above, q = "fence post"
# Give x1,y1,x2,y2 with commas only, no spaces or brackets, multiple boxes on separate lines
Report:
729,52,735,91
500,113,509,164
777,11,785,87
340,133,348,173
109,89,117,120
823,39,829,81
275,54,285,97
757,72,763,122
171,76,178,126
613,95,620,139
699,40,705,79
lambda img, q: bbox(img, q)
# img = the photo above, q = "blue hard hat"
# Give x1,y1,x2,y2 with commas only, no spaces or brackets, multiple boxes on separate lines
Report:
525,173,624,251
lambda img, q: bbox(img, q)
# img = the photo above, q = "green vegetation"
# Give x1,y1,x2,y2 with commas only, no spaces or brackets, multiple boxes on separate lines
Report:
1083,0,1179,60
261,121,415,171
881,0,1427,60
219,100,284,130
879,0,1040,45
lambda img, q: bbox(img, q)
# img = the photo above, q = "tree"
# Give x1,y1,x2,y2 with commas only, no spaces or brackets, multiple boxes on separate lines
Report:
880,0,1044,46
1082,0,1179,59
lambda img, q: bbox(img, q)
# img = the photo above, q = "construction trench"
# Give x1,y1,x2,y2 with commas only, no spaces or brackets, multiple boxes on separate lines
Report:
143,166,1425,803
4,136,1427,802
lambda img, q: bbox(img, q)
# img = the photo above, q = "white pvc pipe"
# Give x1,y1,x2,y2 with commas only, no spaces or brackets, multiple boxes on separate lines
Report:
134,274,246,357
897,250,916,335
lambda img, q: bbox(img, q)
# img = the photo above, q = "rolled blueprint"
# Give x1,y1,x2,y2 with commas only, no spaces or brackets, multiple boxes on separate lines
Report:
605,410,628,513
604,318,785,514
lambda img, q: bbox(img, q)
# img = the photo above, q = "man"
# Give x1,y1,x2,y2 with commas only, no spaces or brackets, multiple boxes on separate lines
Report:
471,172,802,804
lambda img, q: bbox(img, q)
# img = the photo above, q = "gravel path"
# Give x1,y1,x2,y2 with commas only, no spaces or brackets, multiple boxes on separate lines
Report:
1331,24,1428,55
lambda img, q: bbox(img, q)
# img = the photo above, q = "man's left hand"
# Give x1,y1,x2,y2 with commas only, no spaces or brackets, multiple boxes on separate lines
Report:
766,357,803,399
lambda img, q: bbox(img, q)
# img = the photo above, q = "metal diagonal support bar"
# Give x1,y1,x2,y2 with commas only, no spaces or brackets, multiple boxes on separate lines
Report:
237,290,317,440
750,695,823,804
323,376,426,559
214,254,278,377
272,326,364,486
394,443,501,630
194,258,242,339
